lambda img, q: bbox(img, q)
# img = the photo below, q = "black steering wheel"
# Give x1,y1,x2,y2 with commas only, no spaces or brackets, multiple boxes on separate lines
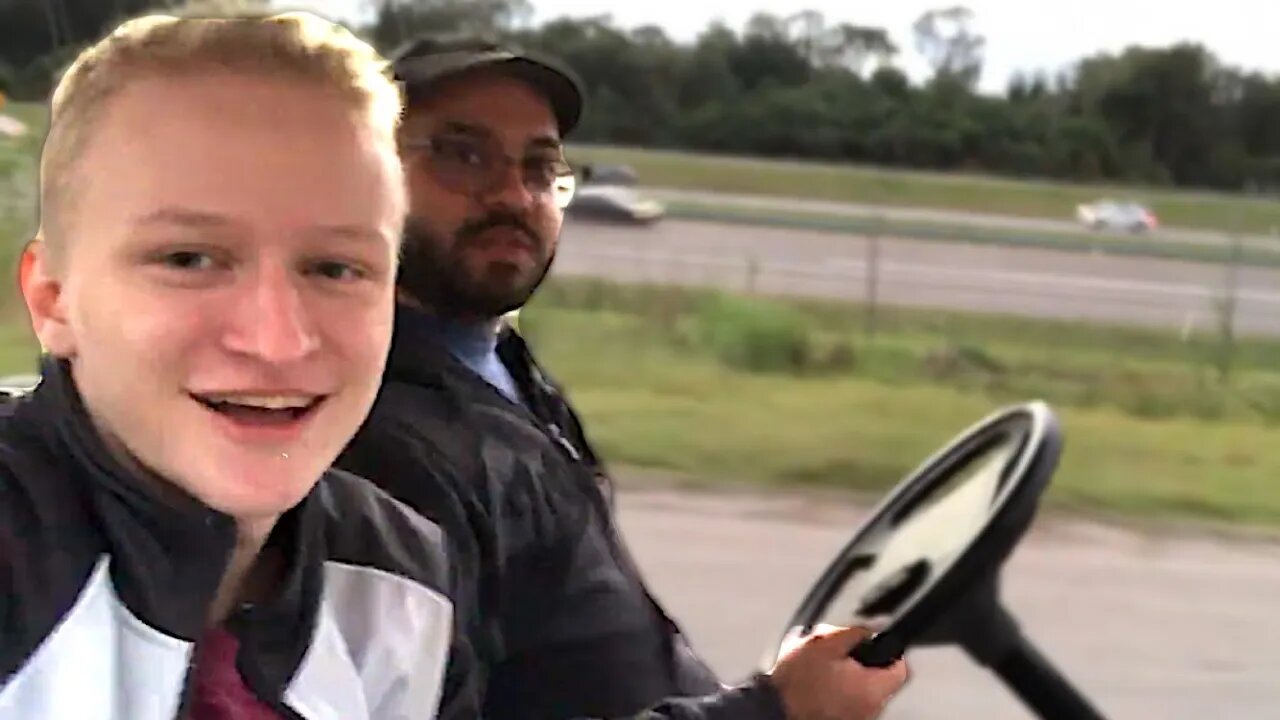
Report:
764,401,1108,719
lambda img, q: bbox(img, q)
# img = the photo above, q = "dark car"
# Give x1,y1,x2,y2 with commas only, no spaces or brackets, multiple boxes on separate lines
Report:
580,163,638,186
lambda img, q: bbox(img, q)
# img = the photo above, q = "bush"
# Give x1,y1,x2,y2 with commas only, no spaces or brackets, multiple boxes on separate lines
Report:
0,145,34,316
693,293,814,374
0,62,15,97
1237,375,1280,424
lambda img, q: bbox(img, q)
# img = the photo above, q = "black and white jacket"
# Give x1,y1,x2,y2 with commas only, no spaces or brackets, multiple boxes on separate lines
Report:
0,357,472,720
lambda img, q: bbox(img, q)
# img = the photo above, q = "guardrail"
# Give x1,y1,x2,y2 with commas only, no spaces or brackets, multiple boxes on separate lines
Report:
552,241,1280,338
661,201,1280,269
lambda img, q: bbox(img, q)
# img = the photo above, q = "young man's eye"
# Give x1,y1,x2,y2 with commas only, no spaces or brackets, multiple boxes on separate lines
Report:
308,260,365,282
160,251,217,271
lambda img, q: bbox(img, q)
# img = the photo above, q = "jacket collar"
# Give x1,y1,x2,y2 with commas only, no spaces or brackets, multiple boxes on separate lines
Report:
36,355,233,534
26,355,324,666
385,302,462,390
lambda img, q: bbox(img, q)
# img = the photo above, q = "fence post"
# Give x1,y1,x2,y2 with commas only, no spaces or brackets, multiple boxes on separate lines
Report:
1212,213,1243,385
864,218,882,340
745,255,759,295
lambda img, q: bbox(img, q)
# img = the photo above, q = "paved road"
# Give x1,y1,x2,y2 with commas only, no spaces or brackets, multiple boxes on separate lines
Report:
615,484,1280,719
649,188,1280,251
557,218,1280,336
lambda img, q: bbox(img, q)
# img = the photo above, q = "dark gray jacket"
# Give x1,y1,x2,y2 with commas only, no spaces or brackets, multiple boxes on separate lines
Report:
336,302,787,720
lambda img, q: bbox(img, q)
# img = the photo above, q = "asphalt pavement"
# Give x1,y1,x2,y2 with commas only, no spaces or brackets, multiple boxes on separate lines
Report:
556,217,1280,336
614,482,1280,720
647,188,1280,251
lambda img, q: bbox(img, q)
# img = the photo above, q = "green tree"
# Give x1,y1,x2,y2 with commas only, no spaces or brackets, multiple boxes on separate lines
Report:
913,5,985,89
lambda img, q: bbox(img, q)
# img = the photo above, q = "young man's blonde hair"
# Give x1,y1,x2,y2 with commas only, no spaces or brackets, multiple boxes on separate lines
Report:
38,8,404,254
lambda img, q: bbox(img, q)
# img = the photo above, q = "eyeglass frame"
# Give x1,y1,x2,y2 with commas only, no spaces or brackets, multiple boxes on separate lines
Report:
400,131,578,210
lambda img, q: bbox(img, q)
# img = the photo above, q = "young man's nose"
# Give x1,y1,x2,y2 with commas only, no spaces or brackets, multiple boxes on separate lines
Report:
221,263,321,364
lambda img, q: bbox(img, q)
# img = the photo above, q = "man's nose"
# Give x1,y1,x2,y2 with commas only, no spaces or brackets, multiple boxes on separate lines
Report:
484,160,537,211
221,263,320,364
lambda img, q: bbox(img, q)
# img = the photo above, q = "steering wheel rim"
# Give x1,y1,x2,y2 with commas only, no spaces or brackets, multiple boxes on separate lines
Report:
767,400,1062,669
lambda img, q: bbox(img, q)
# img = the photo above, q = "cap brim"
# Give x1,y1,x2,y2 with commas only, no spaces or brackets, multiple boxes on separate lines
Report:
394,50,583,135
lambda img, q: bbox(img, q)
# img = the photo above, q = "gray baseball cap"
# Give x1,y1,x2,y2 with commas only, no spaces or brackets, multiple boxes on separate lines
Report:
389,35,585,136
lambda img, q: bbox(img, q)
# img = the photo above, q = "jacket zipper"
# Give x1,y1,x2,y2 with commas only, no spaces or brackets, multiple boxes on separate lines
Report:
541,418,696,687
172,651,200,720
489,337,701,682
500,347,681,634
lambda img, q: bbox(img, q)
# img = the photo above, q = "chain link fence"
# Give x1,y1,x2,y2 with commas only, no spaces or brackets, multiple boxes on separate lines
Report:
552,235,1280,339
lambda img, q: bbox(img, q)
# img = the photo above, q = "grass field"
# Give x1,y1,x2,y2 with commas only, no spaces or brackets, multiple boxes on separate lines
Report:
518,279,1280,532
0,321,36,375
568,144,1280,236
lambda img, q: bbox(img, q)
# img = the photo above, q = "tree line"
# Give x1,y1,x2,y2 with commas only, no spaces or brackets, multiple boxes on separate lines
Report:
5,0,1280,193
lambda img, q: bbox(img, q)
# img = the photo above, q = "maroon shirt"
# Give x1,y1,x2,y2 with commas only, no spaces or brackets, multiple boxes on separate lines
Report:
185,627,283,720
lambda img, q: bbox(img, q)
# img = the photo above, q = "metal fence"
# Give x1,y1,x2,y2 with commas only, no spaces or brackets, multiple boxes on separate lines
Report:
551,237,1280,339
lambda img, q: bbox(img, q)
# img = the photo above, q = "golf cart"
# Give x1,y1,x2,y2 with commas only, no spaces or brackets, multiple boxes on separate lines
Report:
768,400,1109,719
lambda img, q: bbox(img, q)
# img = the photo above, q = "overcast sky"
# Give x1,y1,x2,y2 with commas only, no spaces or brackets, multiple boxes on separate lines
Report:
281,0,1280,94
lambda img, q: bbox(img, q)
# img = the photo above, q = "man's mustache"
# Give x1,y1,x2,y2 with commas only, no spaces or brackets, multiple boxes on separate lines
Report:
456,213,543,251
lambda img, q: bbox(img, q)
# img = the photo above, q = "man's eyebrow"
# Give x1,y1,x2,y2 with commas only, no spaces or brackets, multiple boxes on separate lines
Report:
434,121,563,153
437,120,490,138
529,135,564,153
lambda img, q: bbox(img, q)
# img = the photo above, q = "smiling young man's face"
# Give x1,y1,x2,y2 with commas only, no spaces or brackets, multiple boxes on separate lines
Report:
21,71,404,525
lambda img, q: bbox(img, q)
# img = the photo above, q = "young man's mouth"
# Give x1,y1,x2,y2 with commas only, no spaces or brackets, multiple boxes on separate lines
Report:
189,392,326,427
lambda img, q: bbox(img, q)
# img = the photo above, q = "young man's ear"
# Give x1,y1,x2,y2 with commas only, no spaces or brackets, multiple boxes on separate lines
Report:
18,237,76,357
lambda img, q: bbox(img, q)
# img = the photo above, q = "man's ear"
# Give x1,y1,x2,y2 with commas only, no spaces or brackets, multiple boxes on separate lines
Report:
18,237,76,357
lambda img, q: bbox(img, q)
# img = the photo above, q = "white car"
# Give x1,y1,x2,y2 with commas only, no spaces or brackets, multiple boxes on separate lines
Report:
1075,200,1158,233
566,184,665,225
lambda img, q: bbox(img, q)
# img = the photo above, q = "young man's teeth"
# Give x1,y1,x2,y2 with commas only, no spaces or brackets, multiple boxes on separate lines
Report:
207,394,313,410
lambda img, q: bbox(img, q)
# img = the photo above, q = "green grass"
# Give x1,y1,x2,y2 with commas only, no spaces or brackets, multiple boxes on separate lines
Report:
1,102,47,127
567,144,1280,236
533,277,1280,390
0,103,40,220
0,105,38,369
516,278,1280,530
518,298,1280,530
0,321,36,375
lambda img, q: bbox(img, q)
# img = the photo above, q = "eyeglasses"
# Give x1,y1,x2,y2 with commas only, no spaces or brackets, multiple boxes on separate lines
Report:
403,134,577,209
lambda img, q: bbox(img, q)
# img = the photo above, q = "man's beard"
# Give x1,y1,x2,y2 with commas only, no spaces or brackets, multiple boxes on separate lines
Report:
396,213,556,321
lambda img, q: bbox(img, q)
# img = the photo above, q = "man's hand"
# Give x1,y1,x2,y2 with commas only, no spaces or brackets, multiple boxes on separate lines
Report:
767,624,909,720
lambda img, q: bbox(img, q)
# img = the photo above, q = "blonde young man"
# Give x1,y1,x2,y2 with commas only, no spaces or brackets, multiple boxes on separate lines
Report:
0,12,476,719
